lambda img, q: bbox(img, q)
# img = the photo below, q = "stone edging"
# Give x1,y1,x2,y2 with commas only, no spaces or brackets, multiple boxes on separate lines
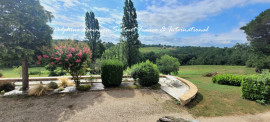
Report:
174,76,198,106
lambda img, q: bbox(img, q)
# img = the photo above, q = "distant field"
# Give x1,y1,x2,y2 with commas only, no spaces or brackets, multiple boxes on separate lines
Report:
139,47,176,53
0,67,48,78
176,65,270,117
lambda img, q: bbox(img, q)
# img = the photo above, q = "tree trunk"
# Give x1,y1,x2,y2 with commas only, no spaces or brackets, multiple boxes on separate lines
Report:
22,59,29,91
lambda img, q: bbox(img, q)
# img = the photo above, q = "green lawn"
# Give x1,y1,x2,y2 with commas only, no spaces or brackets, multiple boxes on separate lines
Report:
139,47,176,53
0,67,49,78
176,65,270,117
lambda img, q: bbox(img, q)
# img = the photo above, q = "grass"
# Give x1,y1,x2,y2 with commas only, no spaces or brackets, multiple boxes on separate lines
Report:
139,47,176,53
0,67,48,78
175,65,270,117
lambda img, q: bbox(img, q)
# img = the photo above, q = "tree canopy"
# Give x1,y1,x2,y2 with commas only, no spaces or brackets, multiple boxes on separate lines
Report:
0,0,53,90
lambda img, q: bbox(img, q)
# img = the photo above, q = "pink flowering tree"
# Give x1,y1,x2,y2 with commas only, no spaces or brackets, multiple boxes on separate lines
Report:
38,41,92,87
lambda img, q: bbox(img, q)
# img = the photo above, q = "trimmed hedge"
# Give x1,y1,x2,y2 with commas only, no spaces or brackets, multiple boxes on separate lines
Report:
212,74,246,86
101,60,123,87
130,60,160,87
242,71,270,104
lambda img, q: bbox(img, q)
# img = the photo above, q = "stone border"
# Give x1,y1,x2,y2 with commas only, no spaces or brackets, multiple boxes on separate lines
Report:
0,75,197,106
174,76,198,106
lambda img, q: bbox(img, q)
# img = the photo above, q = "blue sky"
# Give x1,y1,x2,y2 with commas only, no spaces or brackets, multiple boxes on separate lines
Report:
40,0,270,47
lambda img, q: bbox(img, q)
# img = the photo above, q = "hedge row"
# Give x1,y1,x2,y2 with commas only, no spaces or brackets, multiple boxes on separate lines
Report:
242,72,270,104
212,74,246,86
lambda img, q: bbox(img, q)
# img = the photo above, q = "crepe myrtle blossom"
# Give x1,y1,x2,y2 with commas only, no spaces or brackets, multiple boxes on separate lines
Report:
37,45,92,87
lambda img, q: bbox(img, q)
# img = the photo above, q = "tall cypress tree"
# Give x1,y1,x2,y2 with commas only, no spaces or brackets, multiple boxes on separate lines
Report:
0,0,53,90
85,11,100,62
121,0,141,67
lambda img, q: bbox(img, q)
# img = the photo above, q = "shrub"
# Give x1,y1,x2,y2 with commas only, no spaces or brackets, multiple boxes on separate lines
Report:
57,77,74,88
47,82,58,89
76,84,91,91
1,90,5,94
130,60,160,87
29,71,40,75
0,72,3,77
28,84,47,96
101,60,123,87
241,71,270,104
38,40,92,87
0,81,15,92
212,74,246,86
157,55,180,74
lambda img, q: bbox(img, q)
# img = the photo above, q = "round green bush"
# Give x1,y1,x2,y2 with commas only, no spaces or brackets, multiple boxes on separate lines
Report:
76,84,91,91
157,55,180,74
131,60,160,87
101,60,124,87
47,82,58,89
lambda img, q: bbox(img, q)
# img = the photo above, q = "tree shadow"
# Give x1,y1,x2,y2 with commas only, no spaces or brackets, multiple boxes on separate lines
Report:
185,92,203,109
105,88,135,98
0,91,105,122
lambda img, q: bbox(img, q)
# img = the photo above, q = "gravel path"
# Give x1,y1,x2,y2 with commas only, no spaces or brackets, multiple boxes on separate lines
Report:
1,89,270,122
0,89,191,122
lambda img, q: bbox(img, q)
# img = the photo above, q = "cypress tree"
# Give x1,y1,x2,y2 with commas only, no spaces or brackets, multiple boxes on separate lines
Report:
121,0,141,67
85,11,100,62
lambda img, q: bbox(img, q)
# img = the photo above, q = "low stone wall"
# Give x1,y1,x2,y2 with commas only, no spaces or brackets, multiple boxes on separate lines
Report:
0,75,197,106
175,76,198,106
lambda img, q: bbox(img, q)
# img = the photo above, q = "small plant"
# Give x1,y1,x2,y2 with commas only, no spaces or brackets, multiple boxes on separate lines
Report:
1,90,5,94
58,87,65,91
130,60,160,87
28,84,47,96
47,82,58,89
0,71,3,77
76,84,91,91
57,77,74,88
101,60,124,87
0,81,15,92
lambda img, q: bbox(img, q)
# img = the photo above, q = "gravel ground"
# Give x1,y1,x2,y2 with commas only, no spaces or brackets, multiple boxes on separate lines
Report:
0,89,191,122
1,89,270,122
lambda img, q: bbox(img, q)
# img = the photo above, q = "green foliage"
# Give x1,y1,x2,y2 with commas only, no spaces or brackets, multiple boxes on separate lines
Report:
85,11,100,62
157,55,180,74
139,43,249,66
47,82,58,89
241,9,270,55
40,40,91,87
1,90,5,94
130,60,160,87
0,72,3,77
0,81,15,92
101,60,124,87
76,84,91,91
121,0,141,67
241,70,270,104
102,43,128,67
212,74,247,86
29,71,40,75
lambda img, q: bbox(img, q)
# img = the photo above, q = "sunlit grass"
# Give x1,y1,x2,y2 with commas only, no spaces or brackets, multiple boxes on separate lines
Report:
176,65,270,117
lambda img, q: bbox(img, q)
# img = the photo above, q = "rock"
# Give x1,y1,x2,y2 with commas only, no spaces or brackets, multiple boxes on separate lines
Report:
4,89,26,96
157,116,192,122
60,86,77,93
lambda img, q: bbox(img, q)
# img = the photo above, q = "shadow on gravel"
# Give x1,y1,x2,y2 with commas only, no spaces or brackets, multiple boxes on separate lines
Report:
0,91,104,122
